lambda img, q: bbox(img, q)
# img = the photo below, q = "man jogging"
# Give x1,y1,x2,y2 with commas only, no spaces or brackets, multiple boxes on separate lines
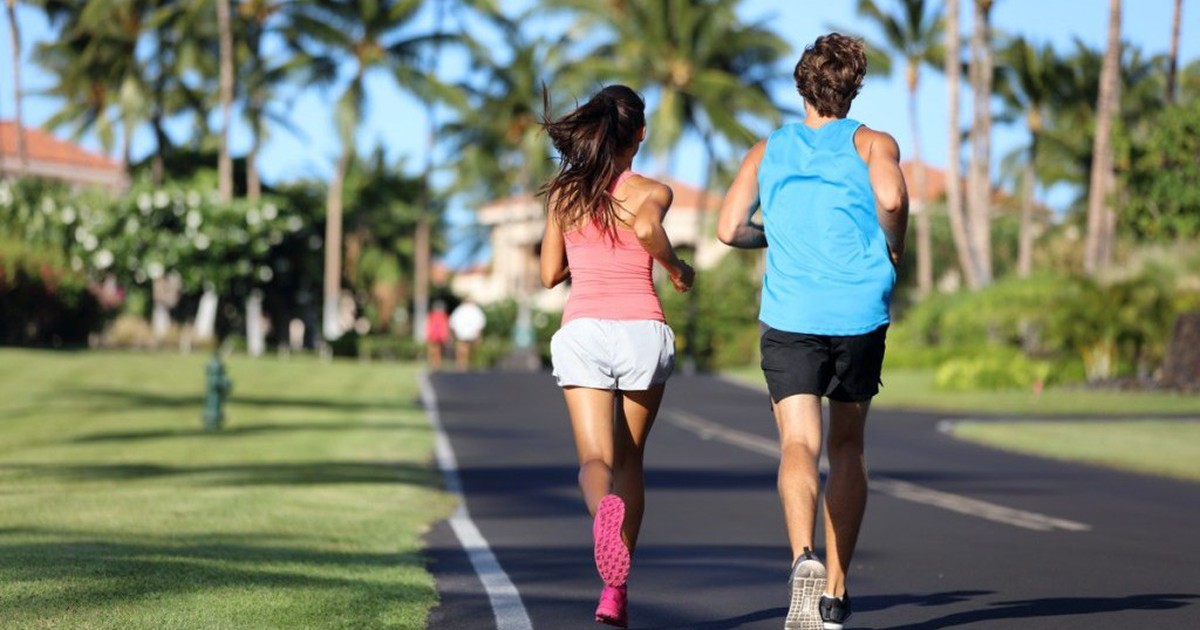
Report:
716,33,908,630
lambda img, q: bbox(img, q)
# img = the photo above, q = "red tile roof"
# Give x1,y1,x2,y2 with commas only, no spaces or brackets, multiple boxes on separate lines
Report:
0,121,123,173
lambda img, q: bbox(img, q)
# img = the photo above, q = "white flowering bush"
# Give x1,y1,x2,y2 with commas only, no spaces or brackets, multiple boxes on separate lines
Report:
0,176,311,296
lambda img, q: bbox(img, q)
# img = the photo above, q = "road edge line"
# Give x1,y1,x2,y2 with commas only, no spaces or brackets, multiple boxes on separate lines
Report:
420,372,533,630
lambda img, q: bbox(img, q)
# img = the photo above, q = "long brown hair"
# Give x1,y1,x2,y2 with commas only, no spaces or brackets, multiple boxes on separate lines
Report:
540,85,646,239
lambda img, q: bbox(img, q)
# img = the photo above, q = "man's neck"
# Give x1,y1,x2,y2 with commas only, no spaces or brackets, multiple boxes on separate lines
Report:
802,103,843,129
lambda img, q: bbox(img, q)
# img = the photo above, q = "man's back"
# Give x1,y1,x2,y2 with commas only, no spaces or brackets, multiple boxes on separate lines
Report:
758,119,895,336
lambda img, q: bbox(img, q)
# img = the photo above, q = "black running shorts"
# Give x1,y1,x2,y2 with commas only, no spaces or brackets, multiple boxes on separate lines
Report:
759,323,888,403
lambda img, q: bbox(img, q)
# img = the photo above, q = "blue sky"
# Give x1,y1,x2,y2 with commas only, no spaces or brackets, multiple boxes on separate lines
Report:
2,0,1195,264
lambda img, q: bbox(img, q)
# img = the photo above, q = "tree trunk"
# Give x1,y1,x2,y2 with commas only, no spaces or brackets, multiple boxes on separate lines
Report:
122,113,134,169
1167,0,1183,103
247,27,264,201
216,0,235,202
322,152,350,340
5,0,27,172
151,114,167,185
943,0,979,290
967,0,994,286
412,0,447,344
908,66,933,298
1017,139,1036,277
1085,0,1122,275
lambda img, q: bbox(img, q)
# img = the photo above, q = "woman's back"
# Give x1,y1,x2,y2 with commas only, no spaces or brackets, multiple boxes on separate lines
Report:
562,171,664,325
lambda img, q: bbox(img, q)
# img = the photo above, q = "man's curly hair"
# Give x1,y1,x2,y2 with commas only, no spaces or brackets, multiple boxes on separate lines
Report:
794,34,867,118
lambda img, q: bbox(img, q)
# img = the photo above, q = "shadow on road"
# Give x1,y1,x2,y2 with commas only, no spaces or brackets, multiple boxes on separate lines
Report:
875,593,1199,629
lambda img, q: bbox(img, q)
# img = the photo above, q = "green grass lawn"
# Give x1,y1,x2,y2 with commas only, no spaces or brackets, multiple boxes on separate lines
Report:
0,349,452,629
952,420,1200,482
723,365,1200,416
722,364,1200,482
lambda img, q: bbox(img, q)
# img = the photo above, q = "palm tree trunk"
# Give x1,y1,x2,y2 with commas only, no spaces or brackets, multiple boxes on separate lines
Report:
1167,0,1183,103
1085,0,1121,274
247,91,263,201
943,0,979,290
246,26,264,201
151,114,167,184
216,0,235,202
1017,140,1036,277
413,0,447,344
908,68,933,298
322,151,350,340
121,113,134,168
5,0,27,172
967,0,994,286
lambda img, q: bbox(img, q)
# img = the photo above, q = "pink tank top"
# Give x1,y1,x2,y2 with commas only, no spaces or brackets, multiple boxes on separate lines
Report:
561,171,665,325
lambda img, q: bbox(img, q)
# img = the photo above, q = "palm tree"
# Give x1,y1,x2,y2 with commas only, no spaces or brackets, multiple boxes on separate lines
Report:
34,0,143,165
5,0,28,171
997,37,1061,277
237,0,290,201
853,0,943,298
967,0,996,286
442,13,572,202
1167,0,1183,103
216,0,234,201
284,0,449,341
1084,0,1121,274
556,0,788,367
942,0,979,289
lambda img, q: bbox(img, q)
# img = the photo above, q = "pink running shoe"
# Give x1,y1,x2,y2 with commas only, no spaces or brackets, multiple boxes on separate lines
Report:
593,494,630,587
594,584,628,628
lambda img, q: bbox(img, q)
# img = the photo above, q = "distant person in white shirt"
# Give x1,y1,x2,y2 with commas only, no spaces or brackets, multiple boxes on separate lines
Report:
449,299,487,371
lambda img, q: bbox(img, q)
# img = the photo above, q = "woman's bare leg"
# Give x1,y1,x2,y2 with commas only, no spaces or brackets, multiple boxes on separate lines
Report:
564,386,618,516
612,385,664,552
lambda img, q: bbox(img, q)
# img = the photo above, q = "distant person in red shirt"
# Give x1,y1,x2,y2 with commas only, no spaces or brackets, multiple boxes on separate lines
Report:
425,300,450,371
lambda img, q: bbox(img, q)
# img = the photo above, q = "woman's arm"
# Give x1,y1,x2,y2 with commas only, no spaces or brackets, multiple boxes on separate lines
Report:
539,208,570,289
717,139,768,249
633,184,694,292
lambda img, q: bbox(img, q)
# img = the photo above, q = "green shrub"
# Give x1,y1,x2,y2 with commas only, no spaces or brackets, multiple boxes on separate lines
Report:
934,350,1053,391
660,250,762,371
0,238,107,346
357,334,423,361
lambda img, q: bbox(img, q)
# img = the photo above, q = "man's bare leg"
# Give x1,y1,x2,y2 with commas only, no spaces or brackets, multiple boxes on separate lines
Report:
823,399,870,598
773,394,824,561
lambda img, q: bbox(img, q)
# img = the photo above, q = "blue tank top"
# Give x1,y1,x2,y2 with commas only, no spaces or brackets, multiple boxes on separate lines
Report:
757,119,895,335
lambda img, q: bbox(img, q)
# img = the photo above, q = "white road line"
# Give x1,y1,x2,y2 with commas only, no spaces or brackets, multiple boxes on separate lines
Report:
664,408,1091,533
420,373,533,630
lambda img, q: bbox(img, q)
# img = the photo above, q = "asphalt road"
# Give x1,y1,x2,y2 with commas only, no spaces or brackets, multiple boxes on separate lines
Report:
424,371,1199,629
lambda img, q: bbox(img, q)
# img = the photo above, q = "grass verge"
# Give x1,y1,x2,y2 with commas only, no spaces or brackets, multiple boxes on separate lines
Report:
722,364,1199,481
0,349,453,629
951,420,1200,482
722,365,1200,416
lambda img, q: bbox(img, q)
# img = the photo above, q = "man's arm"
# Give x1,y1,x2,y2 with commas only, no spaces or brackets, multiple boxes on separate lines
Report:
865,129,909,266
717,139,768,249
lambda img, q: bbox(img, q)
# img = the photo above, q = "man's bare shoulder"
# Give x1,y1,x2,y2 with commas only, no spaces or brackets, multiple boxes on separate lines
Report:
853,125,901,160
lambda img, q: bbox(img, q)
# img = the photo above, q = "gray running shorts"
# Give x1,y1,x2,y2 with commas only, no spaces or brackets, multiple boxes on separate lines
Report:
551,318,676,390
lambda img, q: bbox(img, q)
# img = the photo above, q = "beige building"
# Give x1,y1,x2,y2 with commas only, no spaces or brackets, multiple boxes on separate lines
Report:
0,121,128,192
452,178,728,309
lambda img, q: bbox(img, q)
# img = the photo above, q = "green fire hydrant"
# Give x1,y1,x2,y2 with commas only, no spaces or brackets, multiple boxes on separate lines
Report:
203,353,232,432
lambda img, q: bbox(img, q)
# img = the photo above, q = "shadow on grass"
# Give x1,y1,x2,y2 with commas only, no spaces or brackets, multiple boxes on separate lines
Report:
874,593,1200,629
70,420,428,444
2,387,416,422
0,461,440,487
0,530,431,617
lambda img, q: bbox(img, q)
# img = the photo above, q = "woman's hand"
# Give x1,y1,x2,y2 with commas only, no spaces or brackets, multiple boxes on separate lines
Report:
670,260,695,292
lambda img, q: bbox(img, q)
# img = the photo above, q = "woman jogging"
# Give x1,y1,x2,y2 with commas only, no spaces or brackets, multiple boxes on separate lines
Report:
539,84,694,628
